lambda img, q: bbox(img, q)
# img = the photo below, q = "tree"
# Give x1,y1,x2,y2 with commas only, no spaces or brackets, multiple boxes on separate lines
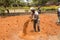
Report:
0,0,21,7
0,0,5,6
32,0,58,6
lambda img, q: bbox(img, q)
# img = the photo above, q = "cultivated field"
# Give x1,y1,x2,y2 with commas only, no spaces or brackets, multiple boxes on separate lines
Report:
0,13,60,40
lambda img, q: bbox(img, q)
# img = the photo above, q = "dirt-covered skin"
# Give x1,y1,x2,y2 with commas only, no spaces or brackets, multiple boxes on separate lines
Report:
0,13,60,40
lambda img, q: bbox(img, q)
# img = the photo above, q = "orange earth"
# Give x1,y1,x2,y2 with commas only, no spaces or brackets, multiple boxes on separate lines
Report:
0,13,60,40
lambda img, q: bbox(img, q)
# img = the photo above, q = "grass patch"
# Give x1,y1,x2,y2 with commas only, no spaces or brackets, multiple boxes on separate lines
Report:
0,6,59,13
0,7,5,14
41,6,59,11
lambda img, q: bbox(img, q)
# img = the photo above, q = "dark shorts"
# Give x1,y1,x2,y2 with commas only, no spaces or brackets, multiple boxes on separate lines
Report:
34,19,38,23
58,11,60,17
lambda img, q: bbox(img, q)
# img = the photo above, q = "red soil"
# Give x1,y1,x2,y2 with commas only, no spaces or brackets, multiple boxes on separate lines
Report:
0,13,60,40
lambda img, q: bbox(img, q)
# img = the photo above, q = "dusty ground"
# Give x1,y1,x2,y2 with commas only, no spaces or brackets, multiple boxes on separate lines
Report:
0,13,60,40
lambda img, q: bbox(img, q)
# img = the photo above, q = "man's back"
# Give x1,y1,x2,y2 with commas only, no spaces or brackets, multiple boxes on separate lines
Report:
58,7,60,12
33,11,39,20
58,7,60,16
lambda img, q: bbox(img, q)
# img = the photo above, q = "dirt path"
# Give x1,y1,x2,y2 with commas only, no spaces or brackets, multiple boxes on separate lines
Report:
0,13,60,40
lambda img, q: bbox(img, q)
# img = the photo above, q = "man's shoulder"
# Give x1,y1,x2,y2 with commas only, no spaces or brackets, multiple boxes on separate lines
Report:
35,11,39,15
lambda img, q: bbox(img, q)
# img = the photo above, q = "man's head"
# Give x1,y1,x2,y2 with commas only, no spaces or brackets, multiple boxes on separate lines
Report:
30,7,35,11
30,7,35,14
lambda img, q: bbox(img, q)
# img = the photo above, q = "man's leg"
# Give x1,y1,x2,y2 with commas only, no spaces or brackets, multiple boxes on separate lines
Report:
58,12,60,23
59,16,60,23
37,20,40,32
33,20,37,32
38,26,40,32
58,16,60,23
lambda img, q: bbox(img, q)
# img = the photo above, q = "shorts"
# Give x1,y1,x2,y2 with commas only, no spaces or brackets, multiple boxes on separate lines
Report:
34,19,38,23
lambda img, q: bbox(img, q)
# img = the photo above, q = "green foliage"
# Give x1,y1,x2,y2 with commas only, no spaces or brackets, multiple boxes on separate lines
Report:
0,7,6,16
0,0,59,7
32,0,58,6
41,6,58,11
0,7,5,14
0,0,21,7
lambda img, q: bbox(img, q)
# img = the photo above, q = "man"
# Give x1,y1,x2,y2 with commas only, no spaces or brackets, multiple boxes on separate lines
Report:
33,11,40,32
57,6,60,23
30,7,40,32
30,7,35,17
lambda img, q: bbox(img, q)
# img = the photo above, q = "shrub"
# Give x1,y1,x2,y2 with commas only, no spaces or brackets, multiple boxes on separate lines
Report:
41,6,58,11
0,7,5,13
0,7,5,15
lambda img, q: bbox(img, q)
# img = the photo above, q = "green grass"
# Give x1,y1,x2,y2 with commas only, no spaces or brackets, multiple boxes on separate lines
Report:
0,7,5,14
0,6,59,14
0,6,34,9
41,6,59,11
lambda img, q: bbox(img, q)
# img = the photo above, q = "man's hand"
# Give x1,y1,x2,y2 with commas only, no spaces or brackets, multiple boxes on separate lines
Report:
29,16,33,22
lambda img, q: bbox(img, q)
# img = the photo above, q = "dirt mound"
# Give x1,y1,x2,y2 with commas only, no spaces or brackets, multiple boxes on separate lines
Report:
0,13,60,40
